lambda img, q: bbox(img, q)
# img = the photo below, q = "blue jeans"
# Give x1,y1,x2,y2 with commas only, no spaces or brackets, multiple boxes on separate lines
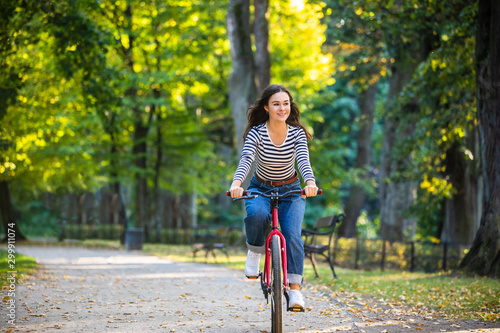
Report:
244,175,306,285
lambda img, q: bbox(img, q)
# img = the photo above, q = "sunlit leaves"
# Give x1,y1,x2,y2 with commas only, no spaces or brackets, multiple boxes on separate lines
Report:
2,57,104,193
269,0,335,101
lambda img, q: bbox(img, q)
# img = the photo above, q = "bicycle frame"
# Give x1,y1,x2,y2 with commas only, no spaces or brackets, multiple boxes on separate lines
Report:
263,192,288,293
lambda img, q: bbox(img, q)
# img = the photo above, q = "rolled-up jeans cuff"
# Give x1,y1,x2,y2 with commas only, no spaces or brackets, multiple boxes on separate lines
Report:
247,242,266,254
287,274,303,285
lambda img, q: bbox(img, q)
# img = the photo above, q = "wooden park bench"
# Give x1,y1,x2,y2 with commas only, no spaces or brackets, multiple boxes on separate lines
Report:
302,214,345,279
192,225,232,262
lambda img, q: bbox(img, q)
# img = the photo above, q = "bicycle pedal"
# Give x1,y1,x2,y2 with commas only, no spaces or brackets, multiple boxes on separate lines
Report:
246,272,262,280
288,306,305,312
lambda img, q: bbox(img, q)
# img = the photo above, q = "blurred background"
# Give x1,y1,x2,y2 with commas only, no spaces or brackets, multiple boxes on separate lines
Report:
1,0,497,274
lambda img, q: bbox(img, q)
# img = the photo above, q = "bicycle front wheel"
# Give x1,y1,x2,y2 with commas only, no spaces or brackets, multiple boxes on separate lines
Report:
270,234,283,333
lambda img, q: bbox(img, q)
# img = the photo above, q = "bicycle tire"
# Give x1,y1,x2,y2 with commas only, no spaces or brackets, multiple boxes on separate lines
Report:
271,234,283,333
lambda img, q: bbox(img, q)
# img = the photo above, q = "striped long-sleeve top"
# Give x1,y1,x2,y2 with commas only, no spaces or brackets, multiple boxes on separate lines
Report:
233,123,315,183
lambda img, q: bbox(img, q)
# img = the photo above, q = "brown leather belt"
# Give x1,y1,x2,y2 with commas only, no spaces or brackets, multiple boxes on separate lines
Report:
255,172,298,186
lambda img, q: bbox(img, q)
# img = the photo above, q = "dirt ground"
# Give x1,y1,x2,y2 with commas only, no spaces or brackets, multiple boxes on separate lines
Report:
2,246,500,333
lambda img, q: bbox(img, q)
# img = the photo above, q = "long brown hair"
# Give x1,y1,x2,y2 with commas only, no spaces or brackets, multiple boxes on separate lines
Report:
243,84,312,141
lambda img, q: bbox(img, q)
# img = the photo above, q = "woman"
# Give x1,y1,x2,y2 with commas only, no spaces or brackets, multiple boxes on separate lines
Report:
229,84,318,309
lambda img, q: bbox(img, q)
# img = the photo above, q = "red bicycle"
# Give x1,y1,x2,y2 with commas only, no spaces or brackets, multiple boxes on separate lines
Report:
228,188,322,333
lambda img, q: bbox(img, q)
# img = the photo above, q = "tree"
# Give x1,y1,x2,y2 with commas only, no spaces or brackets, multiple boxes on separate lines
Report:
227,0,258,155
254,0,270,93
459,0,500,277
339,82,377,237
0,0,106,240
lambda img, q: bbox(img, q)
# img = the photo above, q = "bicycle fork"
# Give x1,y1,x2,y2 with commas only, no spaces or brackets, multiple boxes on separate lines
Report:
263,208,288,291
260,206,303,312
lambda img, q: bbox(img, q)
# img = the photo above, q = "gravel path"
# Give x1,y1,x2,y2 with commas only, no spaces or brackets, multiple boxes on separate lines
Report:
4,246,500,333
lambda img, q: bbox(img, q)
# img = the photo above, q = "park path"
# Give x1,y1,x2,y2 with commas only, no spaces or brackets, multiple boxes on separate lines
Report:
3,246,500,333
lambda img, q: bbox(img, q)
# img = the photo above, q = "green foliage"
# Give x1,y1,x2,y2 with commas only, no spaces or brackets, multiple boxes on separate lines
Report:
355,210,380,239
1,0,108,196
307,78,385,216
197,195,244,227
91,0,234,196
15,201,61,238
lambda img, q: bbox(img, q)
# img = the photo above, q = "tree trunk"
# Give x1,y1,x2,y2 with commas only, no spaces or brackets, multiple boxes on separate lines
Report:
124,3,151,231
441,137,483,244
338,82,377,237
253,0,270,94
189,192,197,228
227,0,270,226
459,0,500,277
0,181,27,242
132,121,149,229
227,0,257,153
162,192,173,229
109,137,128,244
379,35,432,242
379,67,417,242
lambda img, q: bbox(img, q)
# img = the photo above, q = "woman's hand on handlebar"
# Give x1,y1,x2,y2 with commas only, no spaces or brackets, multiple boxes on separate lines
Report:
302,181,319,198
229,180,244,198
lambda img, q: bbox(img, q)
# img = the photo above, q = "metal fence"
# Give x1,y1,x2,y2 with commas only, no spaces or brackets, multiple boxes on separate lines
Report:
333,237,469,272
62,224,193,244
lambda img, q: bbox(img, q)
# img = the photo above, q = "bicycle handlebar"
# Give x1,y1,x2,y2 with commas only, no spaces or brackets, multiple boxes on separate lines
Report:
226,188,323,201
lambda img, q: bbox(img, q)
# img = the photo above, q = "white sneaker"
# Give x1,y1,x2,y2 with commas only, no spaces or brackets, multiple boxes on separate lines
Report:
288,290,305,309
244,250,261,278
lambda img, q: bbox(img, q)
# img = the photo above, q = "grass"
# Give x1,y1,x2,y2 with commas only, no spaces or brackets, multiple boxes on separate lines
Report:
0,249,38,285
306,265,500,322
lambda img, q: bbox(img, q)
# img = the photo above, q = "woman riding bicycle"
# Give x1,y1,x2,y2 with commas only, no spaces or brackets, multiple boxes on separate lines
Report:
229,84,319,310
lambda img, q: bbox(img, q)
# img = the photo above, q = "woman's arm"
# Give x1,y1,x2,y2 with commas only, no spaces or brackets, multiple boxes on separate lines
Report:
296,129,318,197
230,128,259,198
